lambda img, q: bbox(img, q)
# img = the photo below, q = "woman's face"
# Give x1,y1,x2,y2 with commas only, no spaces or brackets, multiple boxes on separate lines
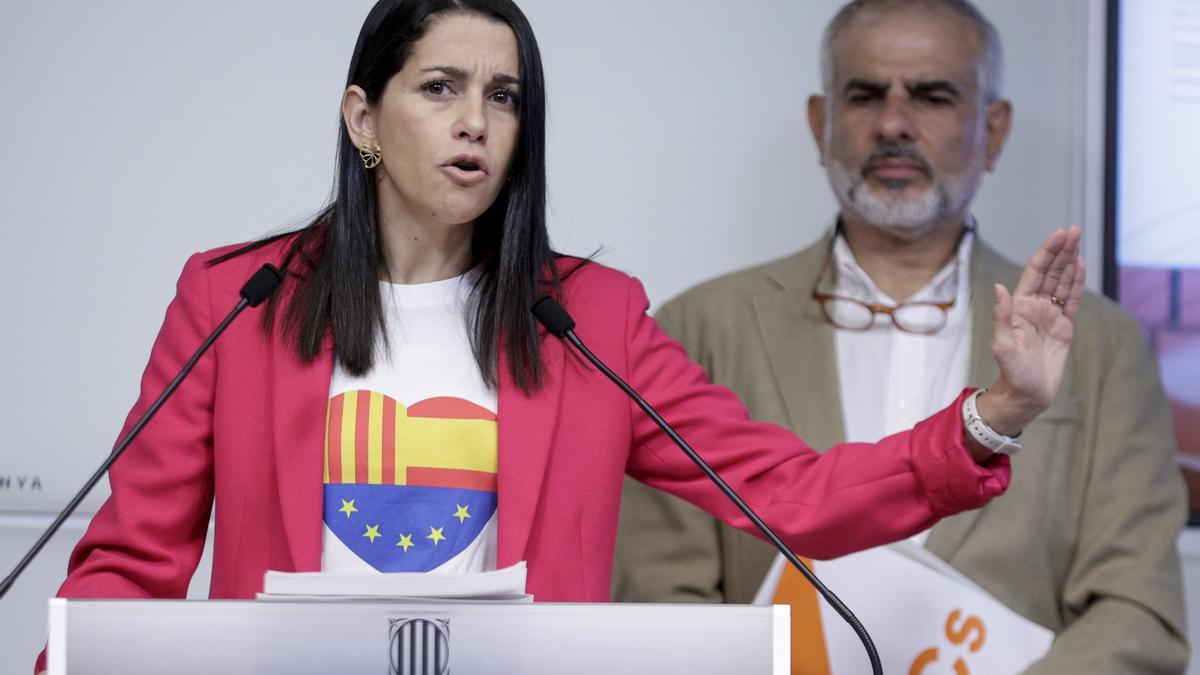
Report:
355,13,521,231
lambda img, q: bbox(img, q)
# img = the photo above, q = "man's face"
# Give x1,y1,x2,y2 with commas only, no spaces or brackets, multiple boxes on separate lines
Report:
811,8,1010,240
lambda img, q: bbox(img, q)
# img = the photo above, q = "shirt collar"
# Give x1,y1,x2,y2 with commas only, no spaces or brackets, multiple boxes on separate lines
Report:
830,217,976,307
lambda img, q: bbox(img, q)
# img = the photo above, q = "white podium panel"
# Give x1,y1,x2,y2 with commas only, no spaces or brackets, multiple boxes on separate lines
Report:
48,599,789,674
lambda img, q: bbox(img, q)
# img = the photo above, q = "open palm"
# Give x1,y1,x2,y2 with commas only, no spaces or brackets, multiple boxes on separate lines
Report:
985,226,1085,433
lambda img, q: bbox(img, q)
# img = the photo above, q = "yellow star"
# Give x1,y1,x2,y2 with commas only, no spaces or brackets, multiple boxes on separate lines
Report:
396,533,414,552
453,504,471,523
427,526,446,546
363,524,381,543
338,499,358,519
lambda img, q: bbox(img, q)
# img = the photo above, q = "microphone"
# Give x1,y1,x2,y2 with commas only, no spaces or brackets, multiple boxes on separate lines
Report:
0,263,284,601
532,295,883,675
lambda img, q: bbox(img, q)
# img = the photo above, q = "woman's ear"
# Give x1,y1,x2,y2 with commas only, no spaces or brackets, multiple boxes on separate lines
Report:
342,85,375,149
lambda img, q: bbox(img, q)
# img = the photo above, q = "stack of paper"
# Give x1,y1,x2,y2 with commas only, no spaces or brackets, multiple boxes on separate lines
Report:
258,562,531,603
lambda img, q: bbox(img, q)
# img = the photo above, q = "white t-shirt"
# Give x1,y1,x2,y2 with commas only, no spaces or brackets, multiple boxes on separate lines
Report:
320,273,498,575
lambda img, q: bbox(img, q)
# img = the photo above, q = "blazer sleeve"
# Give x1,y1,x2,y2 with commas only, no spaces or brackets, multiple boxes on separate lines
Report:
619,276,1010,560
36,254,219,673
1023,314,1189,674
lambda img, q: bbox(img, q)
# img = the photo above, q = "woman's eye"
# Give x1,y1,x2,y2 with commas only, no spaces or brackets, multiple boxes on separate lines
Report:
422,80,453,96
490,89,519,108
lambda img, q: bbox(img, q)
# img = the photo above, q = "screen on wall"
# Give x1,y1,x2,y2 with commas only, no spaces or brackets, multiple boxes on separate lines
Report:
1110,0,1200,511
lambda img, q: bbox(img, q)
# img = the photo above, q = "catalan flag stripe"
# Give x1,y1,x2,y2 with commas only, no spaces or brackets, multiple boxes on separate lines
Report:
368,391,384,484
354,390,370,484
339,391,357,484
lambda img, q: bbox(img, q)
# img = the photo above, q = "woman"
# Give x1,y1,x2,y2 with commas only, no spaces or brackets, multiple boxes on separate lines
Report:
39,0,1082,668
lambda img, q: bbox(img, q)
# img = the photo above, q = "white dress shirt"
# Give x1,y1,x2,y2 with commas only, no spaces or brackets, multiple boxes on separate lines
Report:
831,227,976,545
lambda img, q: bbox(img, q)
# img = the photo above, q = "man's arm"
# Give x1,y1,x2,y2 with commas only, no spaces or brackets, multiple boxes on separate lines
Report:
1025,312,1189,674
613,476,728,602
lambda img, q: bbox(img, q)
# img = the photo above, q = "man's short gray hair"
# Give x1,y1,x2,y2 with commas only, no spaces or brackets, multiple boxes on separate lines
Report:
820,0,1004,102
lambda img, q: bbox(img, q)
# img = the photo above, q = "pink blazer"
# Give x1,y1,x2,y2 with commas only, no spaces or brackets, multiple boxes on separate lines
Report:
52,237,1008,606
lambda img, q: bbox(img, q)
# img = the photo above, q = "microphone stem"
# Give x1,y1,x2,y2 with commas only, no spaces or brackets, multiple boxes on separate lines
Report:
0,297,250,602
564,329,883,675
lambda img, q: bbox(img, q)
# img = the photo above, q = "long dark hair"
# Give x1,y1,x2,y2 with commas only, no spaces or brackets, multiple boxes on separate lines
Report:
216,0,558,392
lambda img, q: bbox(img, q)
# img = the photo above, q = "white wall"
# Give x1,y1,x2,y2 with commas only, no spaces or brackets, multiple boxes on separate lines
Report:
0,1,1109,672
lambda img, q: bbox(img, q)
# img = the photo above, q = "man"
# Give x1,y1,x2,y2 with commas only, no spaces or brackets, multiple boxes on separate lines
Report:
613,1,1188,672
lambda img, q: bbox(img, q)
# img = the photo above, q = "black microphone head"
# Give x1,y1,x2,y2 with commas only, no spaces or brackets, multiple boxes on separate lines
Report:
532,295,575,338
240,264,284,307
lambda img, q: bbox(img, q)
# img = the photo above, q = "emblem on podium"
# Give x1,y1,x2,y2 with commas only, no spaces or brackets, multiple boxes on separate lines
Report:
389,617,451,675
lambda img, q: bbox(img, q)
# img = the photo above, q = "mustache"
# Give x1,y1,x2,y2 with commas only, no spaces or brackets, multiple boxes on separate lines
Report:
860,146,934,175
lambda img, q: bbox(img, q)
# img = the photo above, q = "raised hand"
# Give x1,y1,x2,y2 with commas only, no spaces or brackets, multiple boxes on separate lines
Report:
976,226,1086,439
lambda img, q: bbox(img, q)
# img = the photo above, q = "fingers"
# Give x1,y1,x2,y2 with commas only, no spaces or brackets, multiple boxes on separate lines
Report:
1050,243,1079,302
1013,226,1083,308
1036,226,1081,298
1013,228,1068,297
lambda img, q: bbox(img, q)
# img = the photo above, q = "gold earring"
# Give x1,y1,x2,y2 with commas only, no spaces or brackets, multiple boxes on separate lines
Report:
359,143,382,169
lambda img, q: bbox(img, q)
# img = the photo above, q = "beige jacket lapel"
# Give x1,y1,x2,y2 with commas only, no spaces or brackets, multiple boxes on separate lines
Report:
753,231,847,453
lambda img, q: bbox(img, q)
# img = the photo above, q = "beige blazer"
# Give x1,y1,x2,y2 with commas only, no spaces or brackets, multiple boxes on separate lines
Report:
613,233,1189,674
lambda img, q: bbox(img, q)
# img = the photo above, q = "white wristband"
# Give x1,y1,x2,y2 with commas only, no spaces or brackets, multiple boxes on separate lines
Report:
961,388,1023,456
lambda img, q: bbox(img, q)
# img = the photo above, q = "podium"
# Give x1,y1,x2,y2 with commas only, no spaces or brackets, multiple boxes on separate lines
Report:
48,599,789,673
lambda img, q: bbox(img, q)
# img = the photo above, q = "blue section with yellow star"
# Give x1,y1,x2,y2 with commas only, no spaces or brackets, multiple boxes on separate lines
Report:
323,484,495,572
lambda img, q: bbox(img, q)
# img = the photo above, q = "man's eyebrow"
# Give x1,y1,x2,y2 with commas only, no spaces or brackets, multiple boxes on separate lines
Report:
907,80,963,98
843,78,888,94
419,66,520,86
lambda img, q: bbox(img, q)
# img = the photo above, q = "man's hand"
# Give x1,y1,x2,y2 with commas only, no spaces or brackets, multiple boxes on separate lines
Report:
976,226,1085,444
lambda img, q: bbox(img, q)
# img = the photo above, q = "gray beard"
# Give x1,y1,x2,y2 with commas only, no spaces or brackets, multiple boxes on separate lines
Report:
827,157,981,241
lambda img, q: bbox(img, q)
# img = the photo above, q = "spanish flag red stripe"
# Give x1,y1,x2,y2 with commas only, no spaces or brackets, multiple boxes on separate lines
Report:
408,396,496,421
407,467,497,492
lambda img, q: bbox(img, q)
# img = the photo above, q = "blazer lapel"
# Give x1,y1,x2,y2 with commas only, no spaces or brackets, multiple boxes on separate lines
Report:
754,237,847,452
924,242,1011,561
496,333,566,567
271,334,334,572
